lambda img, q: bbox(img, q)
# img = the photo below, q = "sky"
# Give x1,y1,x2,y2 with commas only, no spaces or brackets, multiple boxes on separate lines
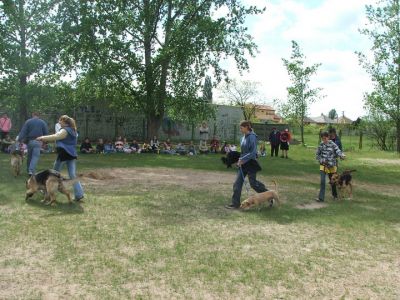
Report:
214,0,377,120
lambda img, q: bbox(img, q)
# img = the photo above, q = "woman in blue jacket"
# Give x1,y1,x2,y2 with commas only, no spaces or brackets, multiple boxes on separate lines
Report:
37,115,84,202
225,121,268,209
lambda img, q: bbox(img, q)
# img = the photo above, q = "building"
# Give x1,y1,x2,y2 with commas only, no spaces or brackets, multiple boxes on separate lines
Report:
254,105,283,123
308,113,353,126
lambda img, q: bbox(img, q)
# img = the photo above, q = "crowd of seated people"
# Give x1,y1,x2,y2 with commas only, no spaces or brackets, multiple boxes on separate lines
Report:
80,135,239,156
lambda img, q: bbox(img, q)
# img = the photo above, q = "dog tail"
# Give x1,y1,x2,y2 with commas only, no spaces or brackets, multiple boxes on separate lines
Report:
61,178,80,185
271,180,278,193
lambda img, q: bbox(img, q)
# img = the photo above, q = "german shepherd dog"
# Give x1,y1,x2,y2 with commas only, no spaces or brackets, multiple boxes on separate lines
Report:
25,169,73,206
221,151,241,168
10,149,23,177
330,169,356,199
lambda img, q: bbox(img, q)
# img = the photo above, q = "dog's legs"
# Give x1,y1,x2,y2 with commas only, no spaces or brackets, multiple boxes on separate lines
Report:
41,192,50,203
47,193,56,206
58,183,72,204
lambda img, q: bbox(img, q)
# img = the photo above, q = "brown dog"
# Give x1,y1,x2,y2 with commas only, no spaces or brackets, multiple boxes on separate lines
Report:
25,169,73,206
10,150,23,177
330,169,356,199
240,180,280,210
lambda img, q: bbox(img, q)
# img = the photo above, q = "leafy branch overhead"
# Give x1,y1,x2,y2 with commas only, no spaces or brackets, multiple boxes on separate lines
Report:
57,0,265,138
358,0,400,153
281,40,323,144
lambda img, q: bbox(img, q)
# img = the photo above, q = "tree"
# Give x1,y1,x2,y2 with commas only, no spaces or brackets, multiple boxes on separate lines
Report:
363,109,394,151
203,75,213,103
0,0,62,126
222,79,263,121
328,109,338,120
57,0,264,138
281,41,323,144
358,0,400,153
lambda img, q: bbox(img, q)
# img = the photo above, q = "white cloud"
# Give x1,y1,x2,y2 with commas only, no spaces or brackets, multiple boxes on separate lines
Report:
216,0,377,119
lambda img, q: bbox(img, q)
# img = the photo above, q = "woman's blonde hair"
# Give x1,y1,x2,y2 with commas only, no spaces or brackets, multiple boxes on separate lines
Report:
59,115,77,131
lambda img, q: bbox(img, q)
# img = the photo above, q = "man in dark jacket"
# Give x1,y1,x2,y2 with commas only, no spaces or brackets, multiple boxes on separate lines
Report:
17,112,49,175
268,127,280,157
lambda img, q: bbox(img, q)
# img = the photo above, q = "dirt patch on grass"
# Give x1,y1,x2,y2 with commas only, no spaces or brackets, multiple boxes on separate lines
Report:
296,202,328,210
80,167,236,191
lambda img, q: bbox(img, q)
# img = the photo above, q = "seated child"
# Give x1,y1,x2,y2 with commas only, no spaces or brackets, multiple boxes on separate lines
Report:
122,138,132,154
96,138,105,153
115,138,124,153
162,139,176,154
210,136,220,153
130,139,141,153
150,136,160,153
141,141,152,153
175,142,187,155
80,137,94,154
104,140,116,154
188,141,196,156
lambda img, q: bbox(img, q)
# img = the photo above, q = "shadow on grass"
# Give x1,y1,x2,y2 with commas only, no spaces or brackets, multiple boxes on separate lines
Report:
135,189,400,228
26,197,84,216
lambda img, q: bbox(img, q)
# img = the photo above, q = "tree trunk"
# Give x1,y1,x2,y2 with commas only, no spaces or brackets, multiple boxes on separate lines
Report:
18,0,28,127
19,75,28,127
300,124,304,144
397,120,400,153
147,115,162,140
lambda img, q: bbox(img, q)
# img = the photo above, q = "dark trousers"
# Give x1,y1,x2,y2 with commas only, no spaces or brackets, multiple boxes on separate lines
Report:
319,171,338,201
231,169,268,207
270,144,279,157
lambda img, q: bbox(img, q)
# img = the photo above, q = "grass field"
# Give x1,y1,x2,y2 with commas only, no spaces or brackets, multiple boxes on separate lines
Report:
1,144,399,299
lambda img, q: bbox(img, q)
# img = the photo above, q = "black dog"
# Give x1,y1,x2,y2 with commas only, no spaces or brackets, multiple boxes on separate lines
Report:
221,151,240,168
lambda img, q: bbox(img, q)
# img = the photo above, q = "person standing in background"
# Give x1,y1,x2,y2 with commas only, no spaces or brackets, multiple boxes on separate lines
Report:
329,128,342,151
268,127,281,157
0,112,12,139
17,112,48,176
280,128,291,159
0,112,12,152
199,122,209,152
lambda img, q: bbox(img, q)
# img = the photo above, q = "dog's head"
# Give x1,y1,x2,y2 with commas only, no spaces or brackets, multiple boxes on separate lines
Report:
240,197,255,209
330,173,340,185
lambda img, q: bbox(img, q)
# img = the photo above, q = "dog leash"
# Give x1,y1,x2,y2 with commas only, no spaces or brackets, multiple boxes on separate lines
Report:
239,166,250,196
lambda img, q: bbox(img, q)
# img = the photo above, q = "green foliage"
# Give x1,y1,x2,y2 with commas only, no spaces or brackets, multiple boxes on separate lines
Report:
203,75,213,103
328,108,338,120
281,41,323,144
222,79,264,121
56,0,264,137
0,0,63,123
358,0,400,152
362,110,396,151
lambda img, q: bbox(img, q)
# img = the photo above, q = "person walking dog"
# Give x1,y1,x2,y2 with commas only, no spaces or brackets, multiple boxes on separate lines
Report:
17,112,48,175
37,115,84,202
315,131,345,202
226,121,268,209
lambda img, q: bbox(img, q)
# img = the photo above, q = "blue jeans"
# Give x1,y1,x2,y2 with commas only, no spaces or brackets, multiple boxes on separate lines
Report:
231,168,268,207
27,140,42,174
318,171,337,201
53,159,84,199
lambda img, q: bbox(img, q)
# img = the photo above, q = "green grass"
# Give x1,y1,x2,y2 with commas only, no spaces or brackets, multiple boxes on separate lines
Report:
1,146,400,299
